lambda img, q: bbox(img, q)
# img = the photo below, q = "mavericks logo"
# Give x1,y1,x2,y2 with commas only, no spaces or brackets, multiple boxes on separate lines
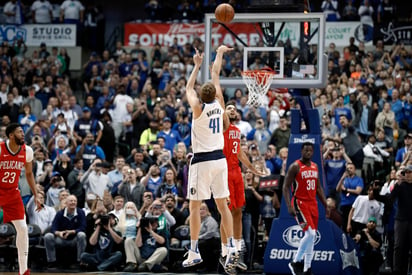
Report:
282,225,321,248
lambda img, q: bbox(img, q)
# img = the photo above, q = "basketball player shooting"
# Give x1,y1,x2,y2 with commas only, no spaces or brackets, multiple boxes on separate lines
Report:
0,123,41,275
283,142,327,275
182,45,239,275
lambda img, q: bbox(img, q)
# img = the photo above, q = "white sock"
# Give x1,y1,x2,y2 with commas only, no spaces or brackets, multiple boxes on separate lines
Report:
190,240,198,252
234,239,242,252
221,243,228,257
12,219,28,274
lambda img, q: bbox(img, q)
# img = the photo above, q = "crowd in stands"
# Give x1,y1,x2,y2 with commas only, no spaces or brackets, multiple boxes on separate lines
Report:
0,1,412,274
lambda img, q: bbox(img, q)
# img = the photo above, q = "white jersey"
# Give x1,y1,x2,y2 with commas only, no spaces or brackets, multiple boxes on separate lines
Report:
191,100,224,153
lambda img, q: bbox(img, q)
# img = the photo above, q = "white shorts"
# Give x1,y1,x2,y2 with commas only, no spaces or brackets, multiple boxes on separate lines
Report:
187,157,229,201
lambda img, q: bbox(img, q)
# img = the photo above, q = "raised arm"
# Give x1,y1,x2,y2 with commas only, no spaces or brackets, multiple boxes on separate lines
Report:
185,49,203,119
211,45,233,109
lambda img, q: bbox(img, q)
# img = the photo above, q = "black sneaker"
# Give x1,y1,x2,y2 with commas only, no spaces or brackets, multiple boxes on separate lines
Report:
236,252,247,271
47,261,58,270
303,267,314,275
219,255,227,268
123,262,137,272
288,261,303,275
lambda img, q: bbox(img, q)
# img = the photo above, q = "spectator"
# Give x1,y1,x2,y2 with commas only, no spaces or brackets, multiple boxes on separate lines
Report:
75,133,105,171
363,134,391,181
73,107,103,144
107,156,126,197
80,212,123,271
323,143,352,200
247,117,272,154
321,0,340,21
31,0,53,23
330,115,364,171
394,132,412,167
0,92,20,123
60,0,84,24
118,167,145,209
44,195,87,268
325,196,343,228
126,212,168,272
155,168,184,203
342,0,358,21
3,0,19,24
45,172,66,208
194,202,221,272
98,111,116,164
27,191,56,234
353,216,383,275
269,114,290,151
81,159,111,201
67,158,85,208
23,86,43,119
336,162,364,231
347,184,381,237
109,195,125,219
139,191,154,217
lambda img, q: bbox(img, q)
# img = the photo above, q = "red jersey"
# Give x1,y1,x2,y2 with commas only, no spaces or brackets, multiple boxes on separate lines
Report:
223,124,242,168
292,159,318,202
0,142,26,189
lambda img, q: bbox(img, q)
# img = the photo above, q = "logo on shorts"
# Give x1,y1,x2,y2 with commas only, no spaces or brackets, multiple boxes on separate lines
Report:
190,187,196,195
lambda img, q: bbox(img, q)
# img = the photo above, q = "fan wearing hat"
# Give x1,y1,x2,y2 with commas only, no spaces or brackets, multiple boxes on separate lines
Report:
395,132,412,167
45,172,66,208
353,215,383,275
157,117,182,154
73,107,103,145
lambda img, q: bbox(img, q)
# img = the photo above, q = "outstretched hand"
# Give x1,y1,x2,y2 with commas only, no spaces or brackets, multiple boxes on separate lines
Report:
193,48,204,66
216,45,234,54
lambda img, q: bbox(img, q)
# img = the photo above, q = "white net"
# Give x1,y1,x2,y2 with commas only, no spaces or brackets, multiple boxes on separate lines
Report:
241,70,276,107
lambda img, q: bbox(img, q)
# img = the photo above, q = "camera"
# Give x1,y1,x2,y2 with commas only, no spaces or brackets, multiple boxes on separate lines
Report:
99,215,110,226
140,216,158,228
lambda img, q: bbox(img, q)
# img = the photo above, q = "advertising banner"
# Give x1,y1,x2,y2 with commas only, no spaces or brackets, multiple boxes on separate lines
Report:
376,22,412,45
124,21,373,48
0,24,76,46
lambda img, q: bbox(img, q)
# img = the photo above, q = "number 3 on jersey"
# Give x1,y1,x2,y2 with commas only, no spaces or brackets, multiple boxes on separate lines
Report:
209,117,220,134
307,179,316,190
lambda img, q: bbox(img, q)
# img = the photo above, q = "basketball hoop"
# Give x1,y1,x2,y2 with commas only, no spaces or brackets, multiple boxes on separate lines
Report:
241,69,276,107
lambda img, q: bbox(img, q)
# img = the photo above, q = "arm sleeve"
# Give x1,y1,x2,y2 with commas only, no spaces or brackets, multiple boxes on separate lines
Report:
26,145,34,162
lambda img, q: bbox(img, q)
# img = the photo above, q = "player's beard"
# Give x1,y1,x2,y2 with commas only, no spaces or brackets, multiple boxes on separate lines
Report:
229,115,236,122
15,137,25,145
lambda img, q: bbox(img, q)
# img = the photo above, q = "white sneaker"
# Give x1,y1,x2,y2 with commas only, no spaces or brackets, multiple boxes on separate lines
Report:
182,249,203,267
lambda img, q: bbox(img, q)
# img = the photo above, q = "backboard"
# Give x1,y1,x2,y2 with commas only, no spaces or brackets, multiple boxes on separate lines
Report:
203,12,327,89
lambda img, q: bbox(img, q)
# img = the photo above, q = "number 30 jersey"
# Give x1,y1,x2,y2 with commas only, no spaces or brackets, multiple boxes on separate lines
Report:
224,124,241,169
0,141,32,189
293,159,319,202
191,100,224,154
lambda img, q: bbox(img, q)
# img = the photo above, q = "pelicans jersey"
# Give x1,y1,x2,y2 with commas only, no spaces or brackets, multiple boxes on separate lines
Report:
292,160,319,202
0,141,33,222
224,124,245,209
292,159,320,231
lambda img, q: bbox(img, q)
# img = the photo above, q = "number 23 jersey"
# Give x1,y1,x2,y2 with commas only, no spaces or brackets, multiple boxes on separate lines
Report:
293,159,319,202
0,141,33,189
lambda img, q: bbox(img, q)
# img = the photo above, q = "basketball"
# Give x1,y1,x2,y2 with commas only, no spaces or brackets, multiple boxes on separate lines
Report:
215,3,235,24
